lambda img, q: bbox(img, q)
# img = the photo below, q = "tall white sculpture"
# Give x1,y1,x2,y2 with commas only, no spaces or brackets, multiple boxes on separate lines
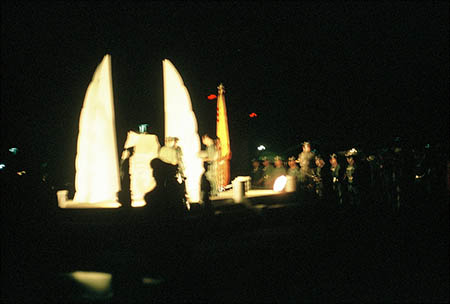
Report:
73,54,120,204
163,59,204,202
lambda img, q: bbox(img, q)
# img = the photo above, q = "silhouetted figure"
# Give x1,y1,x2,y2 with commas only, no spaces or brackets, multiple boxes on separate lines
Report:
118,147,134,208
201,162,213,216
144,158,187,221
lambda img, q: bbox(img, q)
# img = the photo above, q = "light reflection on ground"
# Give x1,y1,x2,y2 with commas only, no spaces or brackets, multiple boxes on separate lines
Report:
64,271,113,300
62,271,166,301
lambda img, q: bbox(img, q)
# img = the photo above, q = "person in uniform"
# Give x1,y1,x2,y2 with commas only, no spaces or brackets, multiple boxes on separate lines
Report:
250,158,264,189
272,155,287,180
287,156,301,181
200,161,213,215
201,134,219,196
297,141,316,198
344,150,360,206
313,154,331,201
329,153,344,205
260,156,275,189
159,137,185,181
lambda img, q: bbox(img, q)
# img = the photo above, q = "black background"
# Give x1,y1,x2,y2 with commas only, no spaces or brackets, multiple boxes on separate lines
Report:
2,1,448,181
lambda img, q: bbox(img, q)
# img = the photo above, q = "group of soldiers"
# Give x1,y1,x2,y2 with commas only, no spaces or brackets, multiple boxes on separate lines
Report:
250,141,447,211
118,131,446,212
251,142,341,202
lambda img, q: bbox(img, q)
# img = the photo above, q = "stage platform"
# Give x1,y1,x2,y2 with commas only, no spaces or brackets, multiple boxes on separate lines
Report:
212,189,282,201
57,188,296,210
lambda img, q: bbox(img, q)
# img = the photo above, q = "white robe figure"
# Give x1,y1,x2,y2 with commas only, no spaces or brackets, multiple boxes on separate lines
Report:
123,130,160,206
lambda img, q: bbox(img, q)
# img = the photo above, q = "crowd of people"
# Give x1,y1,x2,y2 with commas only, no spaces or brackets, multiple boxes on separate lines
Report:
250,141,448,212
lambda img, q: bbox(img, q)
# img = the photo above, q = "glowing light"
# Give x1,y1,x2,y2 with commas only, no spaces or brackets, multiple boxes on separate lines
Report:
9,147,18,154
207,94,217,100
347,148,358,155
17,170,26,176
257,145,266,151
249,112,258,118
163,59,204,202
139,124,149,133
69,271,112,294
131,200,147,207
73,54,120,204
273,175,287,192
0,164,5,169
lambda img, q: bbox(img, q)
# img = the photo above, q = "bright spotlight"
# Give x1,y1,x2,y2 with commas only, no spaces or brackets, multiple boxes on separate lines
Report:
0,163,5,170
257,145,266,151
273,175,287,192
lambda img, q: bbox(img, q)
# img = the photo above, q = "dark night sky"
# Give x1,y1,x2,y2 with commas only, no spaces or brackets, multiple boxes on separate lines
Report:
2,1,449,179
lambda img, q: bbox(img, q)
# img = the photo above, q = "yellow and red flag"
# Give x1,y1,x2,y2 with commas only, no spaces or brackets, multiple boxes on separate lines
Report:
216,83,231,188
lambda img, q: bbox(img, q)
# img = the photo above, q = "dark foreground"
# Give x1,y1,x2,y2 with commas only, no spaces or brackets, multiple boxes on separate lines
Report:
2,191,449,303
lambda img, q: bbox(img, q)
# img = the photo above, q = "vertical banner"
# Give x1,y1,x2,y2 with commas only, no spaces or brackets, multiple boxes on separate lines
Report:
216,84,231,188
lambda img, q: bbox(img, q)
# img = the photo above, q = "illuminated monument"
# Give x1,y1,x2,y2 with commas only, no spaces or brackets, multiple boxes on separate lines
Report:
57,54,121,208
58,56,205,208
56,54,288,209
163,59,203,203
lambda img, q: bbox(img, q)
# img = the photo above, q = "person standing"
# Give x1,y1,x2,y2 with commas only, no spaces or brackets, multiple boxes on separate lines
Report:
201,134,219,196
287,156,301,182
344,151,360,206
159,137,185,181
200,162,213,215
261,156,275,189
272,156,287,180
297,141,316,198
144,158,187,220
250,159,264,189
314,154,331,201
329,153,344,205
